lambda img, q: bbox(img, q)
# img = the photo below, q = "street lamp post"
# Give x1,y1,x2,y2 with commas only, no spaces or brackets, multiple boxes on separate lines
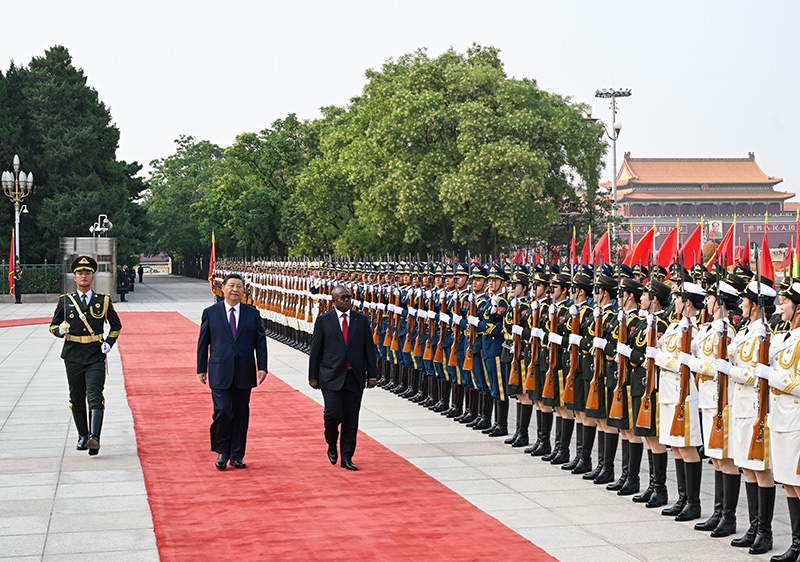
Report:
2,155,34,260
594,88,632,214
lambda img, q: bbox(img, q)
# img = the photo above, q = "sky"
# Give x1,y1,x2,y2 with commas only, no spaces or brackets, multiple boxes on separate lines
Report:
2,0,798,196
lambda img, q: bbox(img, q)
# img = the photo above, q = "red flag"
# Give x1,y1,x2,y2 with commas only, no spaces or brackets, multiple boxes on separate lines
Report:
570,227,577,265
680,224,702,267
785,237,794,272
8,229,14,297
706,217,736,267
512,249,523,264
208,231,216,291
581,228,592,265
535,247,541,264
658,225,679,270
761,215,774,283
593,231,610,265
738,233,751,266
623,226,655,268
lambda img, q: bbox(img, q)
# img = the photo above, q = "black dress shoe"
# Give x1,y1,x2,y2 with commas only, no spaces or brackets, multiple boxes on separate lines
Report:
341,458,358,471
76,435,89,451
229,459,246,469
327,448,338,465
215,453,228,470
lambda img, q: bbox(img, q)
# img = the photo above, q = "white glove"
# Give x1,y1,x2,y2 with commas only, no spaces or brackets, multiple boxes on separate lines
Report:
755,363,774,382
101,342,111,354
408,306,417,317
569,304,578,317
678,317,690,332
712,318,725,336
618,310,624,324
439,313,450,323
415,288,422,297
646,312,654,327
532,327,545,340
617,343,632,358
679,352,692,367
714,358,732,376
593,306,601,320
531,300,539,312
58,325,68,335
425,290,432,299
753,322,767,342
510,298,518,308
548,333,563,346
468,315,480,327
388,304,396,314
512,325,524,336
568,333,581,347
469,292,475,303
452,313,463,326
354,300,362,309
646,346,659,360
393,288,400,297
378,303,386,311
593,337,608,350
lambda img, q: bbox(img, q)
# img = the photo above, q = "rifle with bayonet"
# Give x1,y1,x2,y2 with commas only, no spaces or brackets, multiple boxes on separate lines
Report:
709,256,730,450
609,264,628,420
749,246,771,461
670,253,693,437
636,254,658,429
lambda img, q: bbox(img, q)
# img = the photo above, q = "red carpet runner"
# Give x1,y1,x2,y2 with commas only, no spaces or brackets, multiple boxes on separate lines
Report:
0,317,51,328
118,311,557,562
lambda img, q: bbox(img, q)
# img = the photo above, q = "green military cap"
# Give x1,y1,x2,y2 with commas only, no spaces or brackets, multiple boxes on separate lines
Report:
574,270,593,292
512,264,530,286
552,270,571,288
649,280,672,304
532,264,550,285
621,277,645,299
595,273,617,296
71,255,97,273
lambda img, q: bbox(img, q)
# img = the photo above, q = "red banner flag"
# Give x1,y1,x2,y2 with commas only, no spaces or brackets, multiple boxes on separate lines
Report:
658,225,679,270
706,217,736,267
570,227,577,265
593,231,610,265
761,215,774,283
738,233,751,267
208,231,216,291
581,227,592,265
680,224,703,267
623,226,655,268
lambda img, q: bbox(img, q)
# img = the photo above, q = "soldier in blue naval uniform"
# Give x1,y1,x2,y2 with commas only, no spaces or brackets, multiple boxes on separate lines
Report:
49,256,122,455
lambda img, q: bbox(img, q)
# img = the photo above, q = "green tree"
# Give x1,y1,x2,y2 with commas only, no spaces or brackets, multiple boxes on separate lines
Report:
0,45,147,265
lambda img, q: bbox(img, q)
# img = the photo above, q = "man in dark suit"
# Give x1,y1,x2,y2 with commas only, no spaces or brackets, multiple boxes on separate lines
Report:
197,273,268,470
309,285,378,470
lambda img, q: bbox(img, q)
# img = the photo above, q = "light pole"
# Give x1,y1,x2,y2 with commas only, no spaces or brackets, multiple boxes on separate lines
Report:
2,155,34,260
89,214,113,237
594,88,632,214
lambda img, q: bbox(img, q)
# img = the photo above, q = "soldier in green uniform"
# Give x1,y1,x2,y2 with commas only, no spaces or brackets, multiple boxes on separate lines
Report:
526,265,554,456
49,256,122,455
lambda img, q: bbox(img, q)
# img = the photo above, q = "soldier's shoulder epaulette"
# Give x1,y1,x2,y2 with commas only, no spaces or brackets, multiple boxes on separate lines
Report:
95,292,109,298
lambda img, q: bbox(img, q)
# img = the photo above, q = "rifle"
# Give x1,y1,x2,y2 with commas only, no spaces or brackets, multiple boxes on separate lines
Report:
670,254,693,437
509,291,522,386
523,280,541,392
447,284,461,368
413,286,425,357
384,284,396,348
586,264,603,411
709,256,729,450
636,254,658,429
609,270,628,420
749,246,771,460
542,282,558,399
463,276,477,371
563,262,579,404
403,284,417,354
433,290,447,363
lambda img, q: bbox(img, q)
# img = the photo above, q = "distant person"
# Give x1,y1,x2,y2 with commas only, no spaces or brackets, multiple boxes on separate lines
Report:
49,256,122,455
128,265,135,292
308,285,378,471
13,263,22,304
197,273,268,470
138,265,144,283
118,265,129,302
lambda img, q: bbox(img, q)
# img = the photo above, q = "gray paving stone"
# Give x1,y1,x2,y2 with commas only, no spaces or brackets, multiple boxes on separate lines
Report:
43,529,157,555
546,544,644,562
47,510,154,533
42,552,160,562
0,514,49,535
0,533,45,557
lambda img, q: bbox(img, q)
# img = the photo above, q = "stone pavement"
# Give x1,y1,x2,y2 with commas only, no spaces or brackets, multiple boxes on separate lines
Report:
0,276,788,561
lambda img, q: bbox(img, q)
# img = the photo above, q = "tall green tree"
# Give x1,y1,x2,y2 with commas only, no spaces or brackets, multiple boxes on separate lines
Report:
0,45,147,264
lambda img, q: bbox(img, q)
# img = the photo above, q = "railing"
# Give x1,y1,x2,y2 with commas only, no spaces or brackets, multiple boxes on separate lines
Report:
0,261,62,295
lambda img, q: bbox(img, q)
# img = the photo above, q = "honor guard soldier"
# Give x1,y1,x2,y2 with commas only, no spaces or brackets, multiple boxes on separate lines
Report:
49,256,122,455
526,264,554,456
478,262,510,436
503,265,533,447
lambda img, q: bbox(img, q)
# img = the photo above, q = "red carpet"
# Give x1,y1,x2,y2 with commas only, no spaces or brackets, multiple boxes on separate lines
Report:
117,311,556,562
0,317,51,328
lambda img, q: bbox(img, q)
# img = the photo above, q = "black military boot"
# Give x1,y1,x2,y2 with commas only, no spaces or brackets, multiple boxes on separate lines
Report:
434,381,451,413
474,395,493,431
422,377,438,407
401,370,418,398
771,496,800,562
633,450,654,503
711,471,740,538
607,438,629,491
593,431,617,485
72,409,89,450
446,385,463,418
542,416,563,462
511,404,533,447
618,441,642,496
488,400,509,437
482,398,499,433
583,430,605,480
411,374,428,403
572,424,595,475
87,409,104,456
662,458,687,516
646,451,669,508
675,461,702,521
524,410,543,454
392,366,407,394
749,486,775,555
506,403,522,444
458,389,477,423
550,418,573,465
732,481,759,547
695,470,723,531
532,411,553,456
563,422,583,471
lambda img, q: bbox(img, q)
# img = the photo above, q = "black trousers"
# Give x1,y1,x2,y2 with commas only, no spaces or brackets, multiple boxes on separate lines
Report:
210,385,251,460
65,359,106,411
321,370,364,460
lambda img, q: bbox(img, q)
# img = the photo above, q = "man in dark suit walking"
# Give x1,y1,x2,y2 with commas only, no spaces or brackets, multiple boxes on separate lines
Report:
309,285,378,470
197,273,268,470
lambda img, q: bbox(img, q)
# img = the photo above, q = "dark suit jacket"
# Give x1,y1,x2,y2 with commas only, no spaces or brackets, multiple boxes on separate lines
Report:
197,301,268,390
309,309,377,391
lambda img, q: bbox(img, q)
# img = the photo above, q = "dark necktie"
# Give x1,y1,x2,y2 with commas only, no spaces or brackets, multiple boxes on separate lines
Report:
229,308,236,338
82,294,88,308
342,313,351,370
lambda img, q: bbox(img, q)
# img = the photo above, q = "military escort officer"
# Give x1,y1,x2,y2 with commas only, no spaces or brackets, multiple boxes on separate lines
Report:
49,256,122,456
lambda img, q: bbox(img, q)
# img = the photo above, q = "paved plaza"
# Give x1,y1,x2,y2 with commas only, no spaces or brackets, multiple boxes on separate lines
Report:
0,276,789,561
